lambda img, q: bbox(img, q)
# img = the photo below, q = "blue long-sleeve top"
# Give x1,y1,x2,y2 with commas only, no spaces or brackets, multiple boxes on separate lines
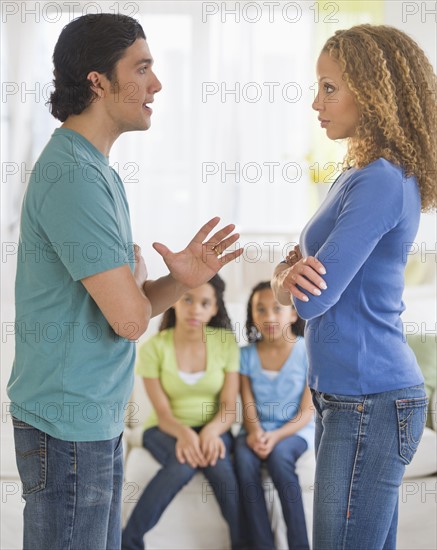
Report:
295,158,424,395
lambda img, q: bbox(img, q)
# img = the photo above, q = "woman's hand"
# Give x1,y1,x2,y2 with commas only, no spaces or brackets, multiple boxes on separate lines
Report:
199,425,226,467
175,427,207,468
284,244,303,267
278,256,327,303
152,217,243,290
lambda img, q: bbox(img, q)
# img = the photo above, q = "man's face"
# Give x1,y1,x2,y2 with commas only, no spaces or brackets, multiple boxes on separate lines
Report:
102,38,162,133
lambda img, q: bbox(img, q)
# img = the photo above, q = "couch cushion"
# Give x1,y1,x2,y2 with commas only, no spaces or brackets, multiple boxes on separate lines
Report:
123,442,316,550
123,447,231,549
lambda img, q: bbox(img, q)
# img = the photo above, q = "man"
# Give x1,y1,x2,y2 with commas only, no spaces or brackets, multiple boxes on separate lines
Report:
7,13,242,549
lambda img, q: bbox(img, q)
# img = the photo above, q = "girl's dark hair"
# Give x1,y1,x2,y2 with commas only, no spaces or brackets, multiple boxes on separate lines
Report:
48,14,146,122
245,281,305,343
159,274,233,331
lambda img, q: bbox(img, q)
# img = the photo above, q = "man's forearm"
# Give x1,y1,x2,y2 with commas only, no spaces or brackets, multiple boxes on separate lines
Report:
142,275,189,317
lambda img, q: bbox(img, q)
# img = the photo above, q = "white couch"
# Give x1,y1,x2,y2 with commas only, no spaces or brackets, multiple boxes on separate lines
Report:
122,374,437,550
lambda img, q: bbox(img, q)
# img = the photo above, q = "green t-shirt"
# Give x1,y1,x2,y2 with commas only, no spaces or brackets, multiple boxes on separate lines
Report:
136,327,239,429
7,128,136,441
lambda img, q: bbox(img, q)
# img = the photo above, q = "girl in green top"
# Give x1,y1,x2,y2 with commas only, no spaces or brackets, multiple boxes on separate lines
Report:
122,275,245,550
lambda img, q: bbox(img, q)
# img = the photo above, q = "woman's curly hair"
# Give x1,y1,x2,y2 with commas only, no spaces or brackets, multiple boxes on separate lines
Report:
159,274,233,331
322,24,437,211
48,14,145,122
245,281,305,344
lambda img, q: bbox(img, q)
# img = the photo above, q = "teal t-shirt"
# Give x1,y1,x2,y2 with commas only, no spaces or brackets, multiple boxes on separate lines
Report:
7,128,136,441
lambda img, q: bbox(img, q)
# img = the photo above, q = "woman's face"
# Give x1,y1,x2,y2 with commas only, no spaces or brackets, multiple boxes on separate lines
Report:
173,283,218,330
251,288,297,343
312,52,360,140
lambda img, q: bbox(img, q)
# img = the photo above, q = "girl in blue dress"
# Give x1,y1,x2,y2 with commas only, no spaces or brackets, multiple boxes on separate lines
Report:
235,281,314,550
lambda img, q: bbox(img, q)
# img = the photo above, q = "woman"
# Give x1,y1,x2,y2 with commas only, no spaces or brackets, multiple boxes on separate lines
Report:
272,24,436,550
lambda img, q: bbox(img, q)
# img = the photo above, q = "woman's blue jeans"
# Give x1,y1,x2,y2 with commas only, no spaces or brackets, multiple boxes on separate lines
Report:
234,432,309,550
122,427,244,550
12,417,123,550
311,384,428,550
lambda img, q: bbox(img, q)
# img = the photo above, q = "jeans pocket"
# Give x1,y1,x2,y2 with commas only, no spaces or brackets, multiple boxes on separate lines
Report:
320,392,366,411
396,396,428,465
12,417,47,495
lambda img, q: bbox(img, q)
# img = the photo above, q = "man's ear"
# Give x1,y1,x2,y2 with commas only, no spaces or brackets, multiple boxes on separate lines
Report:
87,71,107,98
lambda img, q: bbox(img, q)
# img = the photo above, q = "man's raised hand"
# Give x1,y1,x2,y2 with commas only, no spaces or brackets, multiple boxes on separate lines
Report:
152,217,243,289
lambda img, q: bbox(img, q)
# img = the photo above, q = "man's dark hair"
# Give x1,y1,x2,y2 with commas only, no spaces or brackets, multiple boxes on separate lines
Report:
48,13,146,122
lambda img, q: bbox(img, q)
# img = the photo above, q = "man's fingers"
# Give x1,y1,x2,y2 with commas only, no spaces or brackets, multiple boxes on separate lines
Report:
218,248,244,265
152,241,171,258
209,232,241,256
205,223,238,249
189,217,221,245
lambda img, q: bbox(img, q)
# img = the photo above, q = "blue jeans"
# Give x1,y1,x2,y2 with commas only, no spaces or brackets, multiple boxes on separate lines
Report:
234,432,309,550
311,384,428,550
12,417,123,550
122,427,245,550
